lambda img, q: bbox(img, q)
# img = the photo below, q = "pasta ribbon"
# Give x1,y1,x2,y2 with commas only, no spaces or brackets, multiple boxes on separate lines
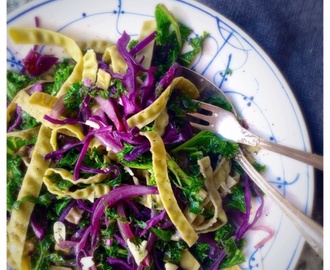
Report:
13,90,85,138
9,27,82,62
50,124,85,150
7,81,52,126
56,59,83,97
213,157,239,196
127,77,199,129
179,250,201,270
142,130,198,247
82,49,98,84
183,156,228,233
213,157,231,189
8,27,84,97
13,90,53,126
135,20,157,69
197,210,227,234
7,100,17,125
96,68,111,90
153,108,169,136
7,126,40,141
29,91,58,108
7,126,53,270
43,168,110,201
77,39,114,54
194,156,227,233
102,45,127,74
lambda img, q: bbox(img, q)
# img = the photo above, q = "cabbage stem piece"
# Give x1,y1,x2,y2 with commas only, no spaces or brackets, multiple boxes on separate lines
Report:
142,130,198,247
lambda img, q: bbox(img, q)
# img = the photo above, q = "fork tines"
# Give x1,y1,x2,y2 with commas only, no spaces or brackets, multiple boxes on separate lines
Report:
195,100,218,112
187,100,217,130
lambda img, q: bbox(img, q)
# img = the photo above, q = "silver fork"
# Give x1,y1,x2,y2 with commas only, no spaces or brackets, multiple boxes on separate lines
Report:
188,100,323,259
180,66,323,258
188,100,323,170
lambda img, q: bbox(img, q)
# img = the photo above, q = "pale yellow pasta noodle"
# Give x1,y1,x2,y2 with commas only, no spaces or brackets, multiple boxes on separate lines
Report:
56,60,83,98
9,27,84,98
7,98,18,125
179,250,201,270
43,168,110,201
96,68,111,90
197,211,228,234
181,156,228,233
141,130,198,247
135,20,157,69
213,157,231,190
7,127,40,168
82,49,98,84
7,126,53,270
7,81,52,126
9,27,82,62
50,124,85,150
7,126,40,141
127,77,199,129
153,108,169,136
29,91,58,108
14,90,55,126
12,90,85,148
77,39,114,54
213,157,237,197
102,45,127,74
13,91,85,140
194,156,223,230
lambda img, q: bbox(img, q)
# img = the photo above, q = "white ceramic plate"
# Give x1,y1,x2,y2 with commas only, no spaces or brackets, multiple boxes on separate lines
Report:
7,0,314,269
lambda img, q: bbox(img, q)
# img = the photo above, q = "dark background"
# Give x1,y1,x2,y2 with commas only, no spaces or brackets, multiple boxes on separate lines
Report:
196,0,323,269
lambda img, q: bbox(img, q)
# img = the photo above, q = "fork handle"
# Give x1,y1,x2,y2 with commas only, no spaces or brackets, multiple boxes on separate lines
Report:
257,138,323,170
235,152,323,259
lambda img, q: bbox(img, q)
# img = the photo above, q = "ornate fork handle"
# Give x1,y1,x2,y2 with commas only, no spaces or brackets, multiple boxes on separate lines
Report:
235,150,323,259
238,126,323,170
237,127,260,146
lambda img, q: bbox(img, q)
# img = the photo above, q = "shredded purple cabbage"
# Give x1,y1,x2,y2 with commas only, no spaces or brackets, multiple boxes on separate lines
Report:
94,95,125,131
129,31,157,57
139,209,167,237
8,17,269,270
235,172,264,241
90,185,159,245
107,258,131,270
30,207,48,240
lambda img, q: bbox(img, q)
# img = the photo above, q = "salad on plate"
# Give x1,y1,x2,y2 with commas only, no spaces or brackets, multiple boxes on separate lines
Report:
7,4,266,270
